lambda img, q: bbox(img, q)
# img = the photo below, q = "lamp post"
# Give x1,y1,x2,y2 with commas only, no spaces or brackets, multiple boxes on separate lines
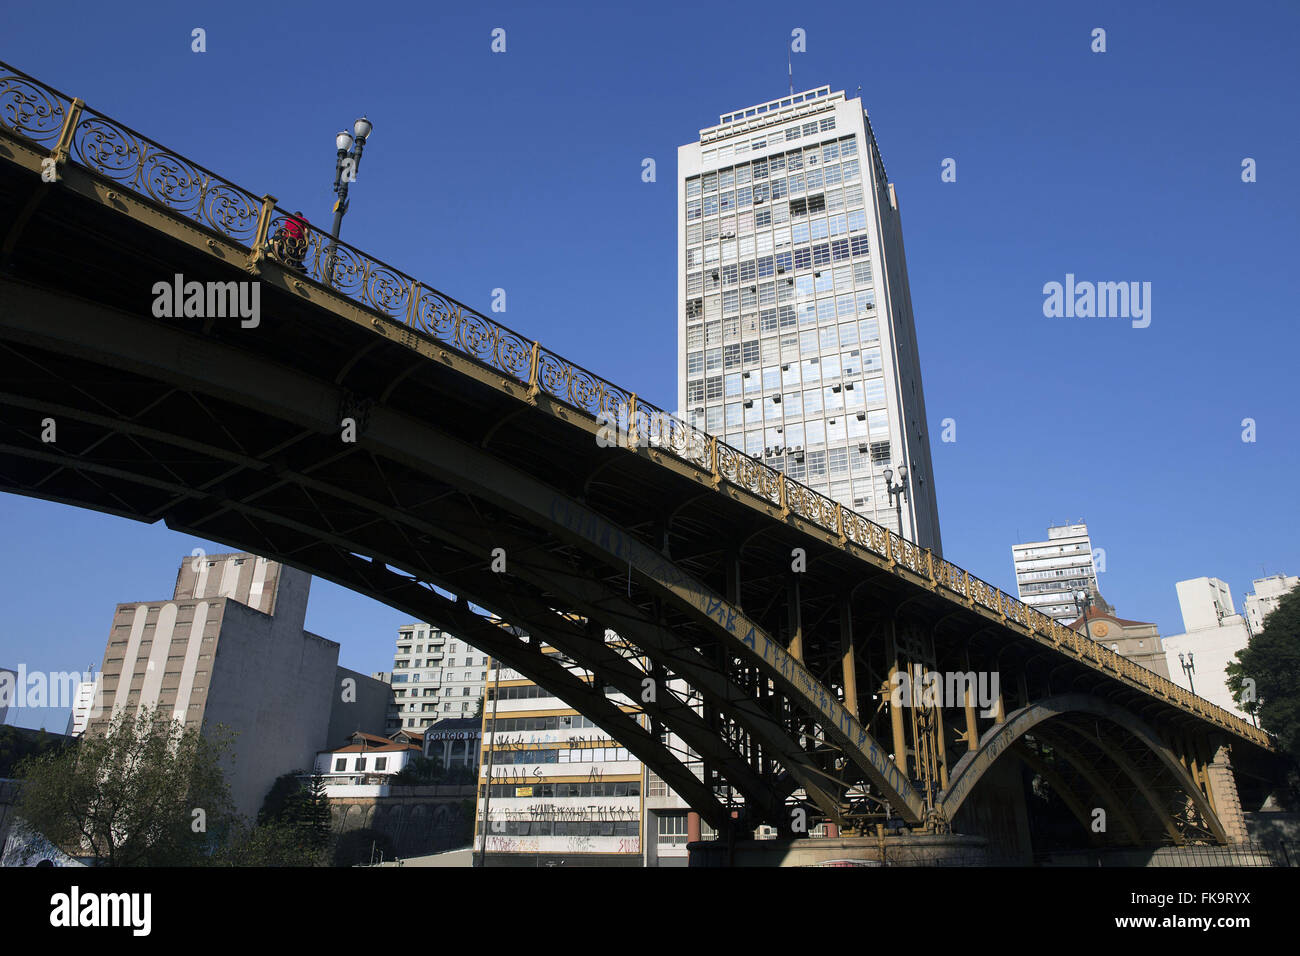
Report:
1179,651,1196,696
1074,588,1094,639
325,116,372,286
883,463,909,538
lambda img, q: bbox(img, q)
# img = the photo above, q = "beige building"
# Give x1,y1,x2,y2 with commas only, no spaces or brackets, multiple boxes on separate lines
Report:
88,552,389,818
1069,597,1170,678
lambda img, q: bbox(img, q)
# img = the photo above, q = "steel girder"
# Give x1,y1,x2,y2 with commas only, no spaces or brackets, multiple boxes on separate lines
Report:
0,277,923,825
940,693,1228,843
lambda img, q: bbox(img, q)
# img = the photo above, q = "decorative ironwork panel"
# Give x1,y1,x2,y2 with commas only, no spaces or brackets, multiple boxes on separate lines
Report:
0,65,70,146
536,348,632,418
716,444,781,506
786,482,838,532
71,108,262,241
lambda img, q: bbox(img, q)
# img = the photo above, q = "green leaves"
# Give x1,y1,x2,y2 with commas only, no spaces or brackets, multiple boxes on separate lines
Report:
14,706,236,866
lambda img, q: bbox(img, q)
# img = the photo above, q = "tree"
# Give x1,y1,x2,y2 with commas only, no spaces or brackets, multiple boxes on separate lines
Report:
392,755,444,786
257,771,305,826
1229,585,1300,760
14,706,236,866
207,819,331,867
0,725,69,778
252,770,333,861
292,772,332,851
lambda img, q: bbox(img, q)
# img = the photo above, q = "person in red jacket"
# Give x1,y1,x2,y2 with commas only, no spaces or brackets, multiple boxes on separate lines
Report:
275,211,309,268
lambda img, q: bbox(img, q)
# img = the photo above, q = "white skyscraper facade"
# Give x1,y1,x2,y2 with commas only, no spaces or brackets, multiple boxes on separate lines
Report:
677,87,941,551
1012,523,1100,622
389,623,489,731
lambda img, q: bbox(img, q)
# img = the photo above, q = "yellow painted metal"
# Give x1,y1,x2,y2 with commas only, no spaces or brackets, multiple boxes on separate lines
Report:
839,598,858,720
50,97,84,173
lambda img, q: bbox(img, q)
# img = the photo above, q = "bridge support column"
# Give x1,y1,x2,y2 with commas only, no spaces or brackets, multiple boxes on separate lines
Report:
1205,738,1248,845
887,625,907,777
688,811,702,844
839,597,858,719
962,651,979,754
787,578,803,663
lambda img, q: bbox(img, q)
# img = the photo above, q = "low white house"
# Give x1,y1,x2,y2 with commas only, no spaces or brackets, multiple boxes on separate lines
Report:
314,731,423,788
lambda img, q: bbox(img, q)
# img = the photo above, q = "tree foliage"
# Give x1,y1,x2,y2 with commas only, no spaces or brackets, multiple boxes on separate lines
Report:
1229,585,1300,760
14,707,236,866
0,725,69,778
253,770,332,859
391,755,476,787
207,819,332,867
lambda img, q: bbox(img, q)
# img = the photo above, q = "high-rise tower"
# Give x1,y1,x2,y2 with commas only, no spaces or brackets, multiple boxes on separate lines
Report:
677,87,941,550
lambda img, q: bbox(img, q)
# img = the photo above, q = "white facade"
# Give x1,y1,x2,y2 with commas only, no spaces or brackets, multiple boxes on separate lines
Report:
315,740,420,784
1243,573,1297,635
477,645,644,864
65,678,99,736
1163,577,1253,721
677,87,941,551
389,624,489,731
1012,523,1099,621
1175,577,1237,633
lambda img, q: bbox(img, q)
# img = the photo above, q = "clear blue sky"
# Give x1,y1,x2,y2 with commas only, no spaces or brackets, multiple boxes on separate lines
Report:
2,0,1297,730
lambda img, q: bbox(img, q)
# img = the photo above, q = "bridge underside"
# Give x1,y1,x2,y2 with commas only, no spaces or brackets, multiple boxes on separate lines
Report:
0,104,1279,848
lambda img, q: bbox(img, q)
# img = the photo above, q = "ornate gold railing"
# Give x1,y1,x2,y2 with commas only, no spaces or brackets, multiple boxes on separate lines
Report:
0,59,1269,748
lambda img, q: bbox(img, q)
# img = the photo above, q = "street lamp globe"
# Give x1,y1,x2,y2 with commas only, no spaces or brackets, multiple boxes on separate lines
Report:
335,130,353,152
354,116,372,140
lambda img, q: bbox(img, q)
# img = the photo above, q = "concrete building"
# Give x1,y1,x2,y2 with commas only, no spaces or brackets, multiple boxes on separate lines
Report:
1012,523,1099,622
424,716,481,773
388,623,488,731
1243,573,1298,635
1069,601,1169,678
327,668,394,747
476,641,645,866
472,627,712,867
677,86,942,551
1175,577,1236,632
86,552,382,819
1162,577,1253,721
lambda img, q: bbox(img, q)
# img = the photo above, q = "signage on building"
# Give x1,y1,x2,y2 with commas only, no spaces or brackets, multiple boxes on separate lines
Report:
428,729,479,740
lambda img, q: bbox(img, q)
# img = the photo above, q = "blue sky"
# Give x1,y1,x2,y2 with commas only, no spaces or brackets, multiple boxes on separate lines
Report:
1,0,1297,730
